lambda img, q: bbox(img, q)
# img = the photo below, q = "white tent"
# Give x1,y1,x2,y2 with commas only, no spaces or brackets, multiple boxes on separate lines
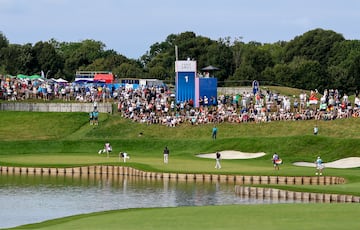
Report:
54,78,68,83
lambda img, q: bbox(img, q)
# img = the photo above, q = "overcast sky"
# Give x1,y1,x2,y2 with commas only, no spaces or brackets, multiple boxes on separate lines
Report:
1,0,359,59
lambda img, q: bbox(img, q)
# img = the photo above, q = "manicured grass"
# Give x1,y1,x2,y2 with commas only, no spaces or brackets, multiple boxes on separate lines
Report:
0,111,87,141
14,204,360,230
1,111,360,193
1,110,360,229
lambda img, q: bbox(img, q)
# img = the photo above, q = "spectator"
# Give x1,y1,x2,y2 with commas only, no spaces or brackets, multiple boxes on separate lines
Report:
212,126,218,140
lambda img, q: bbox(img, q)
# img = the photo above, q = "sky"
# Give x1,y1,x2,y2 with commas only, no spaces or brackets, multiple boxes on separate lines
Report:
1,0,360,59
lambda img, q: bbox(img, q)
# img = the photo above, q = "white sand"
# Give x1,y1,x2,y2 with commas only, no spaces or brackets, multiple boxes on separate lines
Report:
197,151,360,169
197,150,360,169
293,157,360,169
196,150,266,159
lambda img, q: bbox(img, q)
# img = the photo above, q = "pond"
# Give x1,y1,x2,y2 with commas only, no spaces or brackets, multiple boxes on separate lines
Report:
0,173,294,229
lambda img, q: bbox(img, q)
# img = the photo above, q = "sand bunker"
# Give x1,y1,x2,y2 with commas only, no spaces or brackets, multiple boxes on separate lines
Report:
197,151,360,168
293,157,360,169
196,150,266,159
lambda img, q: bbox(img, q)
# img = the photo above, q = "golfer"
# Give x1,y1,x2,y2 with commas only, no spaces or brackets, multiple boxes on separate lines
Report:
315,156,324,175
163,146,169,164
120,152,130,162
272,152,281,170
215,151,221,169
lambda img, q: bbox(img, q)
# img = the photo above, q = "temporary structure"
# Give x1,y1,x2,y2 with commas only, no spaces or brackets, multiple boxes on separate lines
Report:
201,65,219,71
94,73,114,83
17,74,42,80
201,65,219,77
54,78,68,83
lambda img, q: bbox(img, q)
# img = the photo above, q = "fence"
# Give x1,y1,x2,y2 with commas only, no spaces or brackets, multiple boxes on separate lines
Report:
0,102,113,113
217,87,252,95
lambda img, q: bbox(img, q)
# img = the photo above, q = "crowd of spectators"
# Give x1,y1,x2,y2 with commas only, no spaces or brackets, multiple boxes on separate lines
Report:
116,87,360,127
0,76,113,102
1,75,360,127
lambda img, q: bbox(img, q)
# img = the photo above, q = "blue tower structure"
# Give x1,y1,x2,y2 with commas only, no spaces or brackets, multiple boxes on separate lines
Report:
175,60,217,107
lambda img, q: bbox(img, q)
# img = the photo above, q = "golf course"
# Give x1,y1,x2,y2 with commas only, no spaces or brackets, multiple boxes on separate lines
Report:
1,107,360,229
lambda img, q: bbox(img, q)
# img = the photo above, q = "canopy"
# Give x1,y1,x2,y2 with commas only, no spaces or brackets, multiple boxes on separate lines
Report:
94,73,114,83
201,65,219,71
17,74,42,80
54,78,68,83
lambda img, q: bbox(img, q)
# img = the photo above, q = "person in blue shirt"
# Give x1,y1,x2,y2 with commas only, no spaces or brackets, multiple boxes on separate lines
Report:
212,126,218,140
93,110,99,125
315,156,324,175
89,111,94,125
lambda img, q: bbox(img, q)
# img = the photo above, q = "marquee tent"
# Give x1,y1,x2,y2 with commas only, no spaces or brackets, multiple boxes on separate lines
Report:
17,74,42,80
54,78,68,83
94,73,114,83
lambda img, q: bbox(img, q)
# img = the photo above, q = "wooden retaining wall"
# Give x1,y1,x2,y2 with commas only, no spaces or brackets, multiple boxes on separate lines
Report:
0,165,345,185
235,185,360,203
0,102,112,113
2,165,356,203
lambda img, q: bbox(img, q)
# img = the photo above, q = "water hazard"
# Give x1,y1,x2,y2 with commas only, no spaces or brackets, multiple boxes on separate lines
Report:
0,173,293,229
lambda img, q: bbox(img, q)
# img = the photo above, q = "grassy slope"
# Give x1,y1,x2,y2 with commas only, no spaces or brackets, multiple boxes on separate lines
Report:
1,110,360,229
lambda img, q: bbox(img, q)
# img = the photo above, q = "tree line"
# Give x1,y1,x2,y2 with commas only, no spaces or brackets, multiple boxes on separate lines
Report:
1,28,360,94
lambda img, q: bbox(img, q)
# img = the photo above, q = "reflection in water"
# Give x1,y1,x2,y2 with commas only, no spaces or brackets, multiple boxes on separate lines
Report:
0,173,291,229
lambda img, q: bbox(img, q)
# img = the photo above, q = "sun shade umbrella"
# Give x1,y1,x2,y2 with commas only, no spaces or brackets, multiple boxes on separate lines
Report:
201,65,219,71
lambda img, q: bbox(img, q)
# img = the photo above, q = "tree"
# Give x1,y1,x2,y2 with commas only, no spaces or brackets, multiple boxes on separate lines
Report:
31,41,64,77
227,65,258,86
327,40,360,67
287,57,326,91
262,41,287,65
231,41,274,85
347,54,360,93
114,63,142,78
59,39,107,80
149,66,168,80
284,28,344,65
327,65,349,92
0,32,9,50
83,50,129,72
0,44,32,75
204,38,234,84
326,40,360,93
243,43,274,74
1,29,360,91
272,63,294,87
